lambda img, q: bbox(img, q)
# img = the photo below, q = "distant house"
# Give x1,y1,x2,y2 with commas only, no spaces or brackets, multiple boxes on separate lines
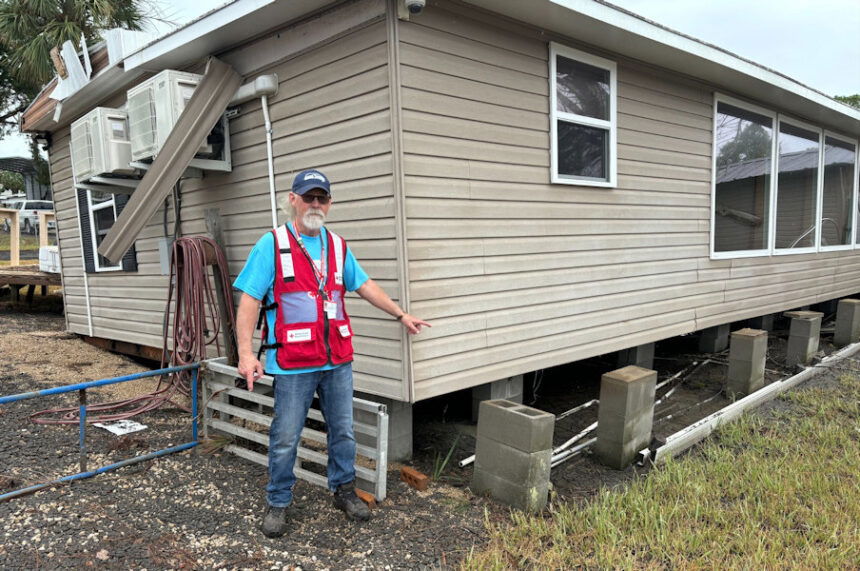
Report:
0,157,51,201
20,0,860,430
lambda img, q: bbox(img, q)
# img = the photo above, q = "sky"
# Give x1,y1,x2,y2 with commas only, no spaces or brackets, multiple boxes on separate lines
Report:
1,0,858,158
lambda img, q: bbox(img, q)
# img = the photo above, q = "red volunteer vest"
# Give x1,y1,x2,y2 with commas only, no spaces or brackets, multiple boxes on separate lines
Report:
265,224,354,369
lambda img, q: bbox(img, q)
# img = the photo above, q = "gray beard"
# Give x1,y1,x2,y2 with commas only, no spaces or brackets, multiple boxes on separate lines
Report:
302,209,325,231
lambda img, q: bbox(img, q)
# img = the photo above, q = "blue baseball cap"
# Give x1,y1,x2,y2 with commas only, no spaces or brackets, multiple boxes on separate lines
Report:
292,169,331,195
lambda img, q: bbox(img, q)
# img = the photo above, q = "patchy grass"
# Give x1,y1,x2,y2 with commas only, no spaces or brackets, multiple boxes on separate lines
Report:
0,231,40,251
464,374,860,569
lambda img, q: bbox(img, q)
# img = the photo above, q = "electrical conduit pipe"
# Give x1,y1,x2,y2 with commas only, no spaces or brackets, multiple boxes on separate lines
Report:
653,340,860,463
226,74,279,228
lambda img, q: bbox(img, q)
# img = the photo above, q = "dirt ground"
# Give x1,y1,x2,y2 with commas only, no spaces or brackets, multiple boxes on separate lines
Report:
0,294,847,569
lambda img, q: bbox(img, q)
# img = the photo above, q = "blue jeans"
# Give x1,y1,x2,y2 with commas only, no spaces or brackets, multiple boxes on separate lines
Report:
267,363,356,507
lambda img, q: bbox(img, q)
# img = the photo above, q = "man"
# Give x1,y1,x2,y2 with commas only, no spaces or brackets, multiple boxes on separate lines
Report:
234,169,430,538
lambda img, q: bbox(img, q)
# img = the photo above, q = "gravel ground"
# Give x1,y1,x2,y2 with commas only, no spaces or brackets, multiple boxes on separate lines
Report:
0,307,502,570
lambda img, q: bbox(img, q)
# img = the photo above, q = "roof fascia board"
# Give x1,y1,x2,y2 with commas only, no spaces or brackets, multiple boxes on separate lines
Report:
97,57,243,264
221,0,385,76
462,0,860,131
123,0,278,71
122,0,337,73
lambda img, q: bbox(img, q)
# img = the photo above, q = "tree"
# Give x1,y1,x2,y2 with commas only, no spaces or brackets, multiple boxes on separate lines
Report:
0,0,152,134
716,122,772,169
0,169,24,192
835,94,860,110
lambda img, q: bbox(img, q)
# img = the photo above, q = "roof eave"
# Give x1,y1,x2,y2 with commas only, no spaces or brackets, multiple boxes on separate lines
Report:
463,0,860,137
121,0,336,72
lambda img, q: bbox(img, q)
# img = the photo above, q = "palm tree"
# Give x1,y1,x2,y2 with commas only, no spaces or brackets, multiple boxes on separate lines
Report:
0,0,151,130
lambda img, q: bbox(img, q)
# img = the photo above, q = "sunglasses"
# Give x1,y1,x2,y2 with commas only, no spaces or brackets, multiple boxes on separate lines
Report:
299,193,331,205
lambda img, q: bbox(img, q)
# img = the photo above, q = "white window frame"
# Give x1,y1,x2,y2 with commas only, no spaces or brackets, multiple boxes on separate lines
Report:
549,42,617,188
87,191,122,272
773,116,822,256
711,93,860,259
710,93,778,260
820,130,859,253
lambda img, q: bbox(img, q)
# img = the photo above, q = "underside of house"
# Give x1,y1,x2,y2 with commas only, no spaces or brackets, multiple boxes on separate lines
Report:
21,0,860,414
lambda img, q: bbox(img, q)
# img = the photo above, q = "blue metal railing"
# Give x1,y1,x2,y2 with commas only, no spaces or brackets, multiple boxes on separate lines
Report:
0,363,200,501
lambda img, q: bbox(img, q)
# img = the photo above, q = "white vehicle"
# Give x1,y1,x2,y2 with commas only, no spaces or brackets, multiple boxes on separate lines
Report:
1,199,55,234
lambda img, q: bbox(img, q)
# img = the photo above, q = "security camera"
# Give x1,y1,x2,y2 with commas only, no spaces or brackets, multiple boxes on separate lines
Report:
405,0,425,15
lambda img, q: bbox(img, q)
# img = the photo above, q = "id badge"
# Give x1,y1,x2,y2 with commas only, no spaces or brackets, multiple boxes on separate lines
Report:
324,301,337,319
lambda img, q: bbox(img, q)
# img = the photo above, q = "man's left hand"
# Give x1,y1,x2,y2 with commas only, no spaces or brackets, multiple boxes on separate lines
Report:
399,314,431,335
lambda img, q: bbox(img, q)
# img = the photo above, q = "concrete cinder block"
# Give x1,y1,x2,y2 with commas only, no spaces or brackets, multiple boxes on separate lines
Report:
595,407,655,446
471,375,523,422
354,393,413,461
699,324,730,353
596,367,657,417
616,343,655,369
784,311,823,367
594,436,650,470
473,438,551,485
749,314,775,331
595,366,656,470
728,328,768,362
788,314,822,338
727,328,767,397
476,400,555,453
471,468,549,513
834,299,860,347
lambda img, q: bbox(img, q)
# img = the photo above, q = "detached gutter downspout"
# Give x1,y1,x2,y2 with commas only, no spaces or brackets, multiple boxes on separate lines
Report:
653,340,860,463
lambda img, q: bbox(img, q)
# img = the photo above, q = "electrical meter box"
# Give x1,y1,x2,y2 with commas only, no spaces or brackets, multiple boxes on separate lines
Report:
70,107,135,183
127,69,228,165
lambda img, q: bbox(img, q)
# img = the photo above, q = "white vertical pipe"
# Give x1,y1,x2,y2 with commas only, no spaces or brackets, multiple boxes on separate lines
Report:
261,95,278,229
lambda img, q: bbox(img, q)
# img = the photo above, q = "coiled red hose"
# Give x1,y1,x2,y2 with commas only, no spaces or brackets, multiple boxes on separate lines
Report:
30,236,236,424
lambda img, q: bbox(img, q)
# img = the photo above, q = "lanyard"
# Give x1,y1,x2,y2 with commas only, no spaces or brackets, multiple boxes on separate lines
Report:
288,223,327,299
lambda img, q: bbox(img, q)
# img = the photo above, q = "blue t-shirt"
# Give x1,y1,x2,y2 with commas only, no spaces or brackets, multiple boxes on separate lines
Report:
233,223,369,375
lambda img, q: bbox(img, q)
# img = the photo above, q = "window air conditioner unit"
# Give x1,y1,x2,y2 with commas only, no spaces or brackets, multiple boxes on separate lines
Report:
127,69,230,171
70,107,135,183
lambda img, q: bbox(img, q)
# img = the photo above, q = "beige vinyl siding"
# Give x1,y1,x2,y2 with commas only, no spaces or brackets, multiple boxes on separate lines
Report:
49,18,404,399
399,3,860,400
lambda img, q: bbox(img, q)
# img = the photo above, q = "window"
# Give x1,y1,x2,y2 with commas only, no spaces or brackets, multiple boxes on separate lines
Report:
550,43,617,187
774,120,820,252
821,135,857,249
711,93,859,259
88,191,120,271
76,189,137,273
712,99,775,255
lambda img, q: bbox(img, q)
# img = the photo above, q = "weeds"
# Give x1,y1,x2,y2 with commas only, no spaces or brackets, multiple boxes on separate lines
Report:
432,435,460,481
464,373,860,569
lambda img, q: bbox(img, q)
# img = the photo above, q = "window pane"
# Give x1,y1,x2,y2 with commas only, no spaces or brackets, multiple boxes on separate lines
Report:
94,206,115,241
556,55,609,120
820,137,856,247
557,121,607,180
775,123,819,249
714,102,774,252
93,200,117,268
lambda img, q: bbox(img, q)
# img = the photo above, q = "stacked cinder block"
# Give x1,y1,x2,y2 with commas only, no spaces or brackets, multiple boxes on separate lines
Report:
727,328,768,397
595,366,656,469
470,375,524,422
354,395,412,461
616,343,655,369
699,324,730,353
834,299,860,347
784,310,823,367
471,400,554,512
